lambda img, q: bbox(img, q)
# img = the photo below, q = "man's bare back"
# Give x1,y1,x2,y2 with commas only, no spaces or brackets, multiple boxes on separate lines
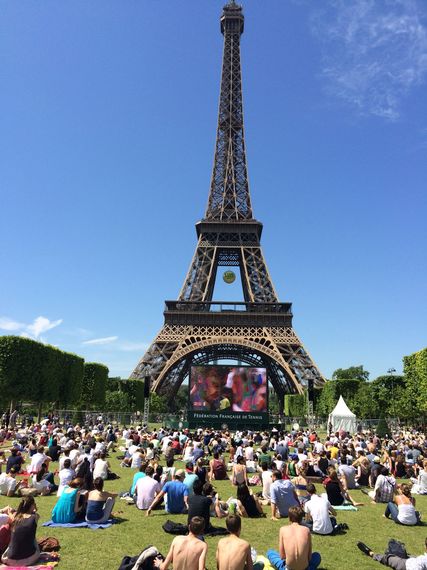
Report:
279,523,311,570
161,534,207,570
216,535,253,570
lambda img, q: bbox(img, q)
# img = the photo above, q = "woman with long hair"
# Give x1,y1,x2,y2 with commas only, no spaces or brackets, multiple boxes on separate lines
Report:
85,477,116,524
385,484,419,526
51,478,86,524
236,483,264,518
1,496,40,566
231,456,248,487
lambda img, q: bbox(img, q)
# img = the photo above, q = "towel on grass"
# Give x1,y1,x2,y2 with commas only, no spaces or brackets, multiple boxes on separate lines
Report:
0,566,56,569
333,505,358,511
42,519,113,529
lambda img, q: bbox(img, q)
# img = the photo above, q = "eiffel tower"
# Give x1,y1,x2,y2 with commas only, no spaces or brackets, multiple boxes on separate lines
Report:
131,1,324,413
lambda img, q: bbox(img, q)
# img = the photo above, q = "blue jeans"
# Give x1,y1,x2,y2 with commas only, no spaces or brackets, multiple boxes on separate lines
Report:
385,502,420,525
267,549,321,570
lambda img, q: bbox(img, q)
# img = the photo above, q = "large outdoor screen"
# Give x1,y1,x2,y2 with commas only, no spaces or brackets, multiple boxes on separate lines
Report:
189,366,267,413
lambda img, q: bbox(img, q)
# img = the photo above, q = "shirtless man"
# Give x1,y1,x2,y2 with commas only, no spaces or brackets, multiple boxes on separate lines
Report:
216,514,253,570
266,506,321,570
161,516,207,570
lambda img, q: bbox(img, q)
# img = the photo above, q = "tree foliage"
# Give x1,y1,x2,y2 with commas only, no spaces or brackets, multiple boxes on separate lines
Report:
0,336,85,409
80,363,109,409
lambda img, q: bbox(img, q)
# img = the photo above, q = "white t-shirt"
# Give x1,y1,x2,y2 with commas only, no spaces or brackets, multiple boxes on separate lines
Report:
406,553,427,570
261,470,273,501
58,468,75,495
136,476,161,510
304,494,333,535
29,452,48,474
0,473,17,495
93,459,109,480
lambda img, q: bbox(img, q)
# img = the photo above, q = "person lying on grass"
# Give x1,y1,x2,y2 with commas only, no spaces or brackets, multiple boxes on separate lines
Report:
357,537,427,569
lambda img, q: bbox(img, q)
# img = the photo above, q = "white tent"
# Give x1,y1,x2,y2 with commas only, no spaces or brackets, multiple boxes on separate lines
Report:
328,395,357,434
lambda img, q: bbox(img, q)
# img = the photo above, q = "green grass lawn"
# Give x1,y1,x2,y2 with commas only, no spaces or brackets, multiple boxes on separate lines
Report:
1,450,426,570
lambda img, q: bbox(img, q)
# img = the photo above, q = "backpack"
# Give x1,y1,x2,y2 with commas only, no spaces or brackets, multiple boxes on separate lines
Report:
162,520,188,535
385,539,408,559
118,546,164,570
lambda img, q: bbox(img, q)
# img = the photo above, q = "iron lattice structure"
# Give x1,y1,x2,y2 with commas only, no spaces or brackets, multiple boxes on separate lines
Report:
131,2,325,409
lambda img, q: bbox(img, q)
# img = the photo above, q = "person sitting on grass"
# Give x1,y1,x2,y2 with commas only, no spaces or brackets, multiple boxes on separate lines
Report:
147,470,188,516
209,451,227,481
0,467,23,497
324,468,363,507
187,478,213,532
57,458,75,496
5,447,25,475
303,483,348,535
357,537,427,569
32,462,57,495
51,478,87,524
130,461,147,498
236,483,264,518
267,505,321,570
384,483,420,526
365,466,396,503
85,477,117,524
1,496,40,567
232,456,248,487
161,515,207,570
216,514,263,570
270,470,299,520
411,459,427,495
136,466,161,511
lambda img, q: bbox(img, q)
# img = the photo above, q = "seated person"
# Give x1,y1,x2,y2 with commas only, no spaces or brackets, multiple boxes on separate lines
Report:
136,466,161,511
216,514,261,570
384,484,420,526
267,505,321,570
324,469,362,507
57,458,75,496
411,459,427,495
161,516,207,570
0,468,22,497
1,497,40,567
51,478,86,524
209,452,228,481
85,477,117,524
187,479,213,532
236,483,264,518
32,463,57,495
292,463,310,504
5,448,24,475
303,483,340,535
147,470,189,516
366,466,396,503
131,462,148,497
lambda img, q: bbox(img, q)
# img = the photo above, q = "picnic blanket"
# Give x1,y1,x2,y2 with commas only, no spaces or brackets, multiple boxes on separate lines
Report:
333,505,358,511
0,566,55,570
42,519,113,530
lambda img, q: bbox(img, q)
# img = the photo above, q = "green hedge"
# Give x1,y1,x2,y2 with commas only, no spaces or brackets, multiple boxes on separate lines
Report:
0,336,85,408
80,362,109,409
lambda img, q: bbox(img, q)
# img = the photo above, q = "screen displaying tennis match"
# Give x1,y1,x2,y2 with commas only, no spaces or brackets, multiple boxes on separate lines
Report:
189,366,267,413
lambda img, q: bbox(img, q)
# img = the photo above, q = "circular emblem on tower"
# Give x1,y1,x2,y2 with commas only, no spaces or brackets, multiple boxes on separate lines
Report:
223,271,236,284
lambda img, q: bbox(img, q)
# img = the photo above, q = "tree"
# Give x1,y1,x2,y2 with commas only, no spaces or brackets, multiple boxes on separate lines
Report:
80,363,109,409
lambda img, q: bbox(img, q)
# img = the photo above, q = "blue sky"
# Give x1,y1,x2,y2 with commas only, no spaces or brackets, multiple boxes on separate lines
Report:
1,0,426,381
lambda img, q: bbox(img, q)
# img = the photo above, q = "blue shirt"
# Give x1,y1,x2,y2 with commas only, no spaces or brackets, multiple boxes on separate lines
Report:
163,480,189,514
270,479,299,517
131,472,146,496
183,473,198,495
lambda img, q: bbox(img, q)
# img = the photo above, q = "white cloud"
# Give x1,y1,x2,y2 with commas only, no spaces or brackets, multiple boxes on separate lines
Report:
27,316,63,338
311,0,427,119
0,317,25,331
0,315,63,339
83,336,119,346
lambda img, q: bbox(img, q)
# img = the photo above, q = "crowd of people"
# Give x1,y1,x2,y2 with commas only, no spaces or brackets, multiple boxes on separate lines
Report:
0,412,426,569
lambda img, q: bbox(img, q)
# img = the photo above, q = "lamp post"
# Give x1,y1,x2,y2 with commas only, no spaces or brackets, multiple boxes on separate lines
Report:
387,368,396,418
